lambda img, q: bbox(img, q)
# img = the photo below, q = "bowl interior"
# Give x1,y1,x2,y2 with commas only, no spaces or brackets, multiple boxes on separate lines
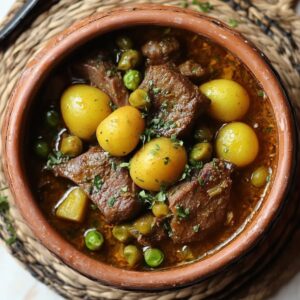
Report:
3,5,294,290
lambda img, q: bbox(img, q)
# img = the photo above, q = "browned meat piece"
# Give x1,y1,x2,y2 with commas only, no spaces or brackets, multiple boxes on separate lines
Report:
142,36,180,65
73,52,128,107
168,159,234,244
178,59,206,80
139,64,210,138
53,147,141,224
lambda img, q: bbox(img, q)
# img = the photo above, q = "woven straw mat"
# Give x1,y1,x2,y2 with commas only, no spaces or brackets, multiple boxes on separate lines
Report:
0,0,299,299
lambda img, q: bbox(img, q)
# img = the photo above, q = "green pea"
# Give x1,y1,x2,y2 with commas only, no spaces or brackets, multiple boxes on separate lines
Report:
144,248,164,267
129,89,150,110
152,202,169,218
45,110,59,128
84,229,104,251
133,214,155,235
123,245,142,267
60,135,83,157
116,35,133,50
190,142,212,162
251,166,269,187
34,141,50,158
112,224,132,243
194,126,213,142
123,70,142,91
118,50,141,71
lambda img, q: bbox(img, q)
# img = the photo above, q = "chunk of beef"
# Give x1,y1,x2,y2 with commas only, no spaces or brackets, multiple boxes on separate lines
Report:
142,36,180,65
168,159,234,244
139,64,210,138
53,147,141,224
73,52,128,106
178,59,206,80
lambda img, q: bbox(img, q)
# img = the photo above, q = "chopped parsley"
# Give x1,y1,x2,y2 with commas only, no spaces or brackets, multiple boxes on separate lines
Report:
150,144,161,156
91,175,103,194
110,160,117,171
180,161,203,181
140,102,176,143
192,1,213,12
171,134,184,149
176,205,190,220
228,19,239,28
152,87,161,95
138,190,155,207
193,224,200,232
108,196,117,208
119,162,130,169
139,189,168,207
45,151,69,170
156,190,167,202
198,177,205,187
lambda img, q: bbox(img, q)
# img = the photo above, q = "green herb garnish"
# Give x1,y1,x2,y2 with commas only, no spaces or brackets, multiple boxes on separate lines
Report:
45,151,69,170
91,175,103,194
176,205,190,220
171,134,184,148
198,177,205,187
119,162,130,169
108,196,117,208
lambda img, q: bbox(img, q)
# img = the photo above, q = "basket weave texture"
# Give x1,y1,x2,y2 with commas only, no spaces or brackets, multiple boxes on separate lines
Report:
0,1,299,299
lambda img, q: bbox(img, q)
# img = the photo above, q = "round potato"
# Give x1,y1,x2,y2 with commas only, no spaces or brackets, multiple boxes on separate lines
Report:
97,106,145,156
130,137,187,191
200,79,250,122
216,122,259,167
61,84,111,140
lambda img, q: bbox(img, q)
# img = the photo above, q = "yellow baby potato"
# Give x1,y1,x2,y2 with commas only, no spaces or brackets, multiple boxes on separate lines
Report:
56,187,88,222
200,79,250,122
216,122,259,167
130,137,187,191
61,84,112,140
96,106,145,156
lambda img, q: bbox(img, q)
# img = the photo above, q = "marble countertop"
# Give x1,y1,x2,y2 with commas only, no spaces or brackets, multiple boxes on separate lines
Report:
0,1,299,299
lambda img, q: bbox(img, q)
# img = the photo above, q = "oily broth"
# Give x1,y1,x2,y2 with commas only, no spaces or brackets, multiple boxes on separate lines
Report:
29,26,278,270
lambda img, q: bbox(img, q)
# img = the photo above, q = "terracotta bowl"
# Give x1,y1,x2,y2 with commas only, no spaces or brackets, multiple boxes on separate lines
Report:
2,4,296,291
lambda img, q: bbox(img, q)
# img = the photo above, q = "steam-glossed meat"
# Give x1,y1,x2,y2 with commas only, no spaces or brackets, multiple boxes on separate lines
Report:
53,147,141,224
142,36,180,65
168,159,234,243
73,52,128,106
178,59,206,80
139,63,210,138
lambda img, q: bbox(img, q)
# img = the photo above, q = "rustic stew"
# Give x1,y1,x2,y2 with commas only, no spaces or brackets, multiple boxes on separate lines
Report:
27,26,278,270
